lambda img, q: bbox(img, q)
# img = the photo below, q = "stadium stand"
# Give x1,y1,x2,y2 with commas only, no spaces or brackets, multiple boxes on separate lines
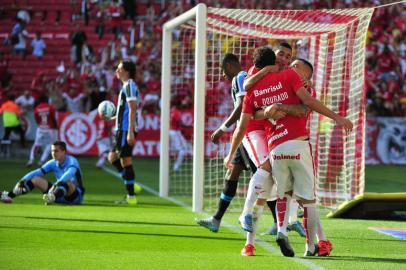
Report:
0,0,404,117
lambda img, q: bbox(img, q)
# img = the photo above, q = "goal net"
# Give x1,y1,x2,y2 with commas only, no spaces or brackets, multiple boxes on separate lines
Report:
160,4,374,212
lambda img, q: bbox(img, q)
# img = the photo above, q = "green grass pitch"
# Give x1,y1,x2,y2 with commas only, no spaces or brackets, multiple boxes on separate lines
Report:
0,158,405,270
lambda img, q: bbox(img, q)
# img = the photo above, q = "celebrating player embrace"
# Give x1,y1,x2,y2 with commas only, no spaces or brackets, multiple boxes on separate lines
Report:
225,46,352,257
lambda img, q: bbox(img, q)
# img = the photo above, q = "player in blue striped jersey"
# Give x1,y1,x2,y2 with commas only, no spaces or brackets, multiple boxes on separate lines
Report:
196,53,257,233
0,141,85,205
107,59,141,205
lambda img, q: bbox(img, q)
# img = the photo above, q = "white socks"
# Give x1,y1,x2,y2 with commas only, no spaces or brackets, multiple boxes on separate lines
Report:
246,204,264,245
288,199,299,224
242,168,270,215
40,144,51,164
303,203,318,252
173,149,186,171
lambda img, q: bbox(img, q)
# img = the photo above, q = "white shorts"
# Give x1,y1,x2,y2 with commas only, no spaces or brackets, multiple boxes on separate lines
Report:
169,130,188,152
97,137,111,154
34,128,58,146
270,140,315,201
242,129,269,168
257,174,278,200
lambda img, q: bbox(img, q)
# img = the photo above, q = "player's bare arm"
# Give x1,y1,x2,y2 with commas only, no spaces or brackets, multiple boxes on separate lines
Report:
278,104,310,117
243,65,279,91
253,103,309,120
296,87,353,132
211,96,243,144
127,100,137,146
253,104,286,120
224,113,251,169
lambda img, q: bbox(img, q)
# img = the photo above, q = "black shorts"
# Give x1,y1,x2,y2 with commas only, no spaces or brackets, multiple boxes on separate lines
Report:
232,145,257,173
113,130,137,158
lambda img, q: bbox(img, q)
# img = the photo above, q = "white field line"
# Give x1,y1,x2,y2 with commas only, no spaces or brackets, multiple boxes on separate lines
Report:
102,166,326,270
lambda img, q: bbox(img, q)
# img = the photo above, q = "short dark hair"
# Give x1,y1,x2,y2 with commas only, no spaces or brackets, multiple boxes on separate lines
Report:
121,59,136,79
52,141,67,151
278,42,292,51
221,53,240,69
253,47,276,69
7,94,16,101
297,58,314,76
38,94,48,103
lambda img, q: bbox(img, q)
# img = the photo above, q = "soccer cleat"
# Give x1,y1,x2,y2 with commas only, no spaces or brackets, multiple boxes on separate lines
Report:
304,244,319,256
43,192,55,205
288,221,306,237
126,195,137,205
115,195,138,205
26,160,34,167
276,232,295,257
1,191,12,203
261,223,277,236
134,184,142,194
317,240,333,256
238,214,254,233
196,216,220,233
241,244,255,256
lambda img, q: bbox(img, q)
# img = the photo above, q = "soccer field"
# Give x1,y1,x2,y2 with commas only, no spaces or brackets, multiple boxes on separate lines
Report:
0,158,405,270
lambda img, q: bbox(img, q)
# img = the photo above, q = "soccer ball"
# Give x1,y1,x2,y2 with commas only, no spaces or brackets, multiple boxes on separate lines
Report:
98,100,116,119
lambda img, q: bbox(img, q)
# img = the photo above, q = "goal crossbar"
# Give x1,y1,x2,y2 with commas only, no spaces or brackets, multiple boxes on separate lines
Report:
160,4,374,213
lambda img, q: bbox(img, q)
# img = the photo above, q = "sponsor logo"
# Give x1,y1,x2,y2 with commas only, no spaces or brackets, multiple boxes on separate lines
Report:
272,154,301,160
253,82,283,97
269,129,288,143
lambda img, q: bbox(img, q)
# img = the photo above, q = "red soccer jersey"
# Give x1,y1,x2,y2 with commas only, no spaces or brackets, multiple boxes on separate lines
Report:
244,66,270,133
170,108,182,131
95,113,114,139
34,102,57,129
242,69,307,150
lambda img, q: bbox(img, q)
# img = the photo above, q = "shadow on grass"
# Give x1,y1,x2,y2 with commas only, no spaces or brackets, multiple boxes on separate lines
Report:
0,224,242,242
306,255,406,265
2,215,197,228
83,201,181,208
1,199,183,208
328,236,406,243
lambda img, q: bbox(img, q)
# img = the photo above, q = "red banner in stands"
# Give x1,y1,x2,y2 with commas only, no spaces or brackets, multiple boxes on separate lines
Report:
58,111,160,157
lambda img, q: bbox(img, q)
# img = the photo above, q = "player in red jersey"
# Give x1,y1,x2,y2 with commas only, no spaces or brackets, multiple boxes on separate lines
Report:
240,50,310,256
226,47,352,257
28,95,58,167
243,43,307,238
254,59,332,257
94,112,114,168
170,101,189,172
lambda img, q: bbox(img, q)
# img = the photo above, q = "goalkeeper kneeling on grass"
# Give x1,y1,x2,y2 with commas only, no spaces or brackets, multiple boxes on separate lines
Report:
1,141,85,205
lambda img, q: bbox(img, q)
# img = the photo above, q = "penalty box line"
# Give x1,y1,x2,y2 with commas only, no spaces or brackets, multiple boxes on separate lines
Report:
102,166,325,270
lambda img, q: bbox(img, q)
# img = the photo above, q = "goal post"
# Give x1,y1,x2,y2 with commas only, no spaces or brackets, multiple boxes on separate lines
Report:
160,3,207,212
160,4,374,213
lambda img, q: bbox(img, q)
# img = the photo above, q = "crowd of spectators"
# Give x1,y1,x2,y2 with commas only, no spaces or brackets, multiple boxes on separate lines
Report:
0,0,404,118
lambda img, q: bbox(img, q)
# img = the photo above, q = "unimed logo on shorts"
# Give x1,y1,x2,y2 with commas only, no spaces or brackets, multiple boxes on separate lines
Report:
272,154,301,160
60,113,96,154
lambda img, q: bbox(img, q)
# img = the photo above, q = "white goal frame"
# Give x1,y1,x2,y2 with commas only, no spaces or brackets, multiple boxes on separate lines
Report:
160,4,374,213
160,3,207,212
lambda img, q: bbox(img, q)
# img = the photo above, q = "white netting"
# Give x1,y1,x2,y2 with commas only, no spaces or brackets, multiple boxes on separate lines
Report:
166,7,374,210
